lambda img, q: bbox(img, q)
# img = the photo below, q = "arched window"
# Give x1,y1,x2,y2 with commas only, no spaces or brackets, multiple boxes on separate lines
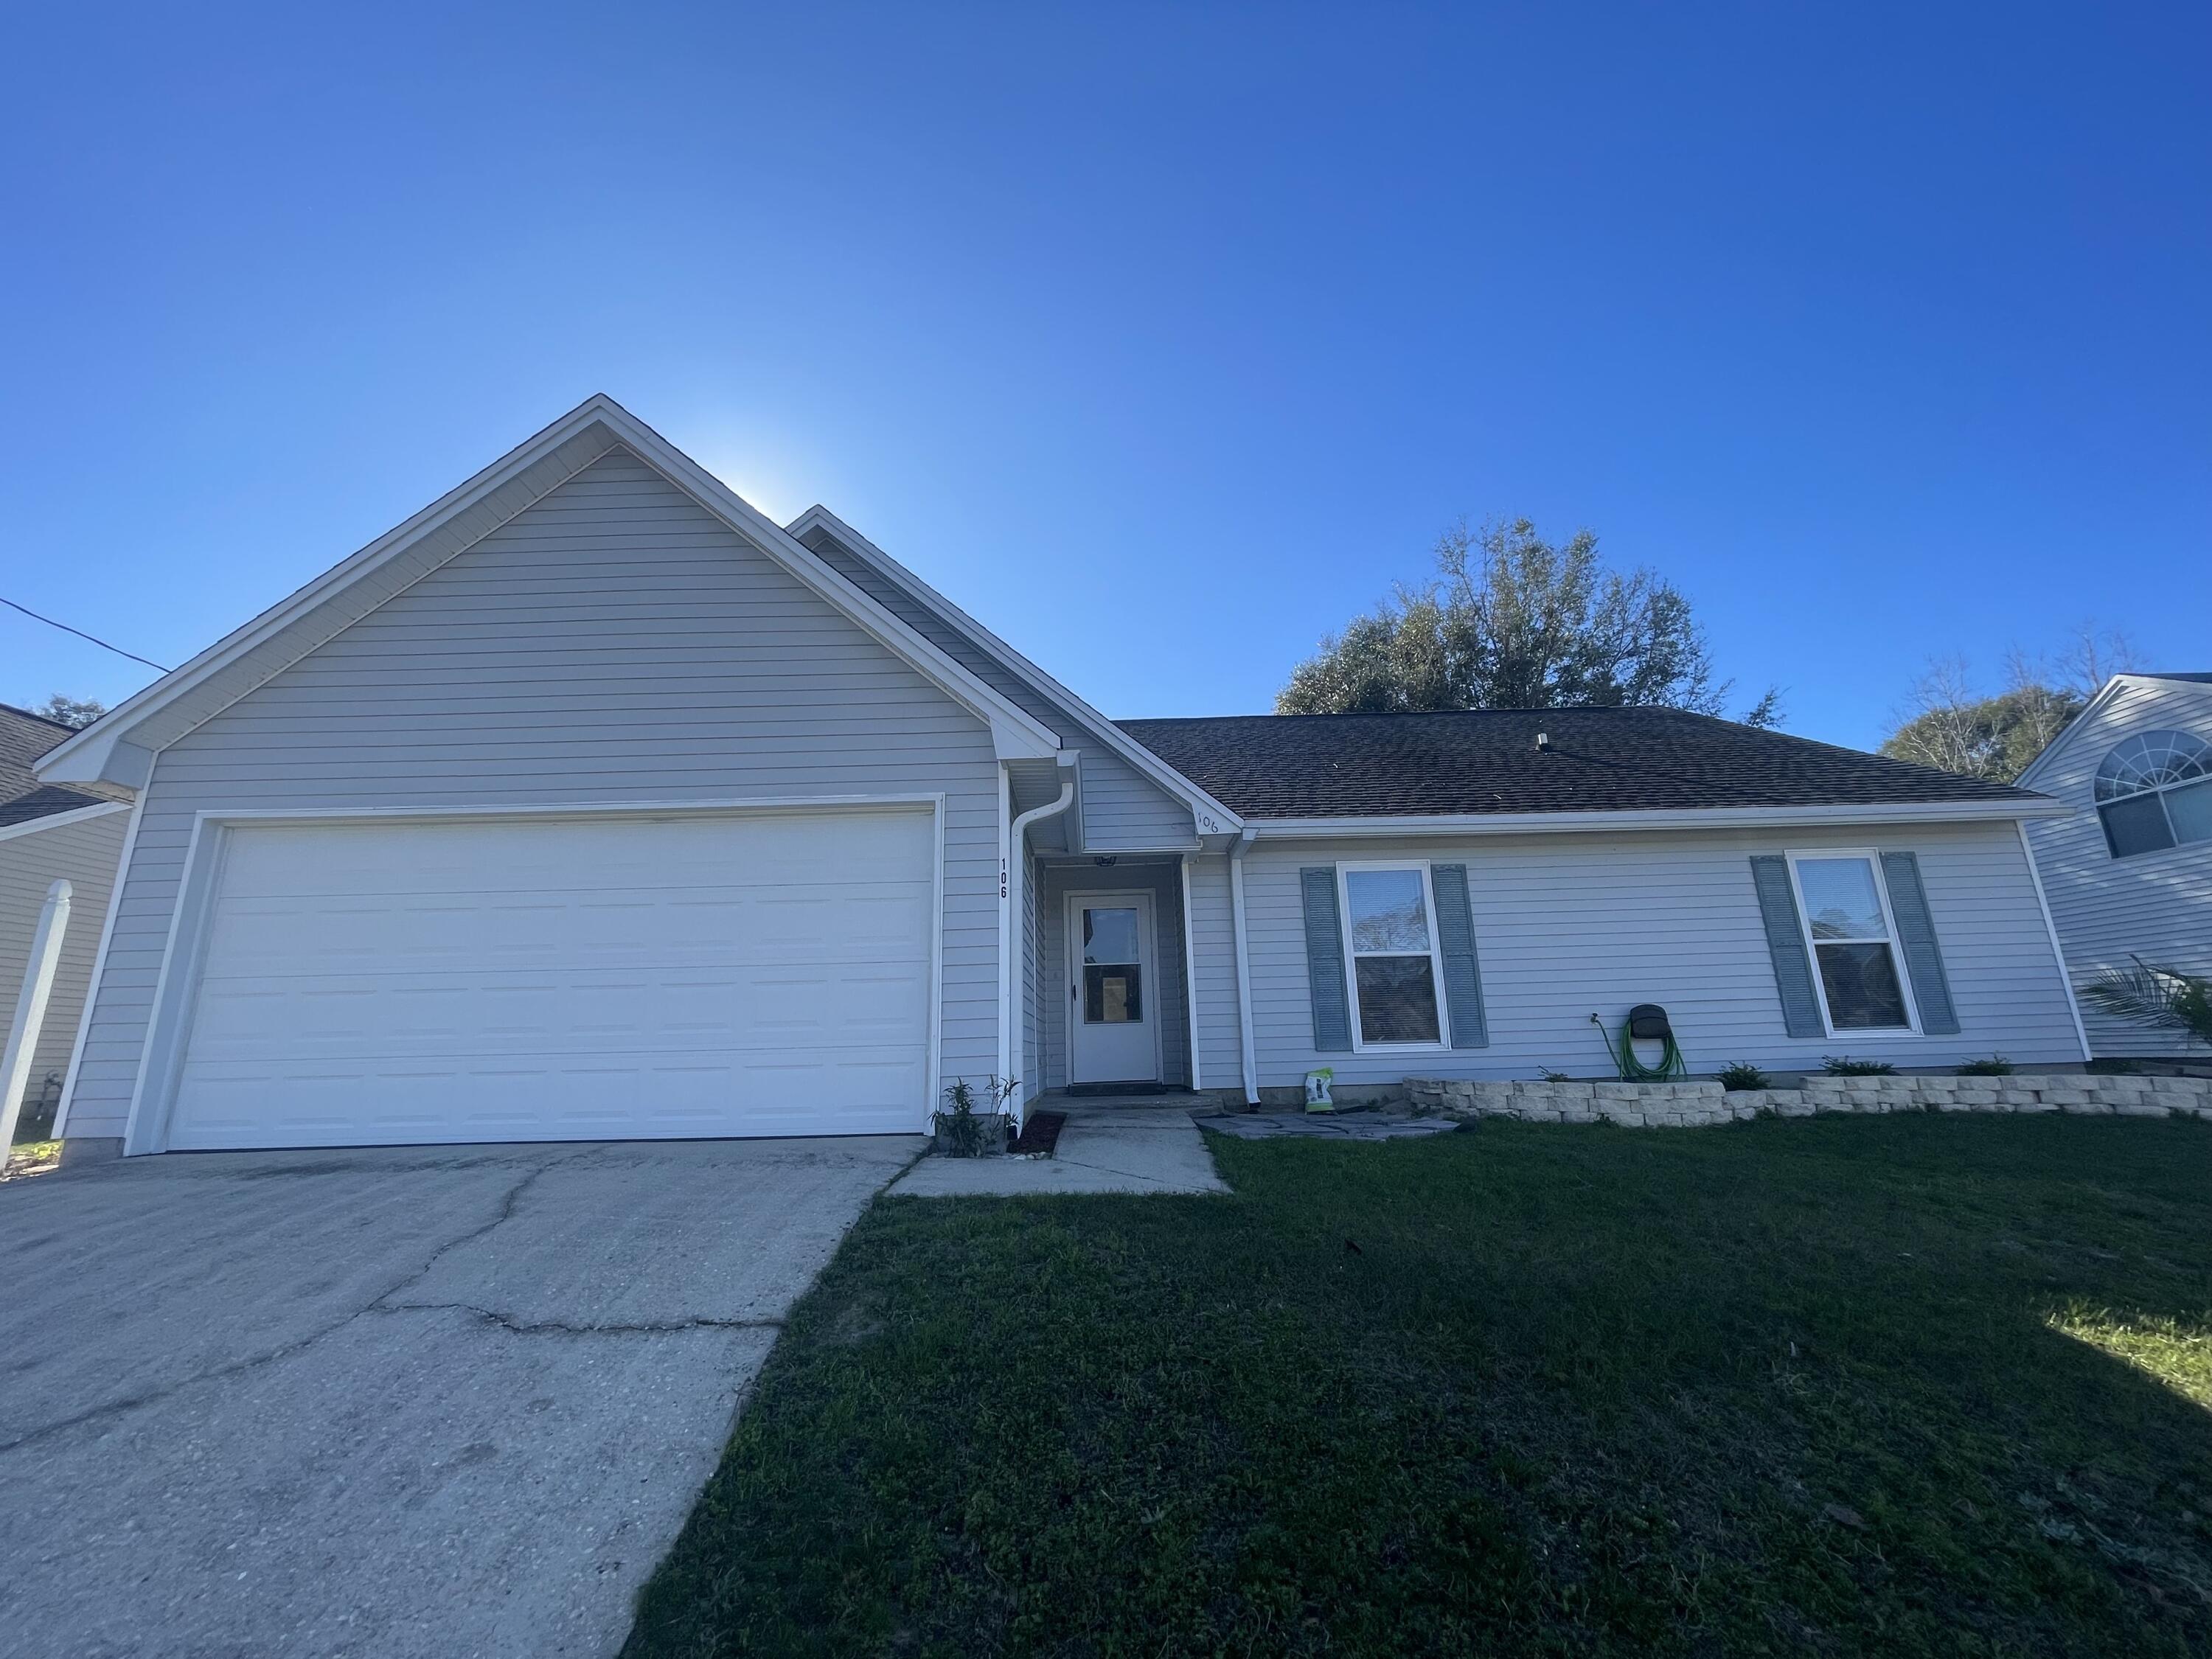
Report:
2093,730,2212,858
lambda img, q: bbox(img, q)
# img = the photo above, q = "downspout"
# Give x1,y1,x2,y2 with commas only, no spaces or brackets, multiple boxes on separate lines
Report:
1007,767,1077,1121
1228,825,1261,1105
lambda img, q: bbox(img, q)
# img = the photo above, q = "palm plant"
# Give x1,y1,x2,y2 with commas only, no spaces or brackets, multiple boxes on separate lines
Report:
2080,958,2212,1048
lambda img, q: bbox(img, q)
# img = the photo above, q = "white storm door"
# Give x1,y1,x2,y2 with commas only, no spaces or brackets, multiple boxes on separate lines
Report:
1066,892,1160,1085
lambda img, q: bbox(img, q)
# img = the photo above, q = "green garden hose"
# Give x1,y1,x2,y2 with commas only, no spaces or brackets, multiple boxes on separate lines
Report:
1593,1010,1687,1081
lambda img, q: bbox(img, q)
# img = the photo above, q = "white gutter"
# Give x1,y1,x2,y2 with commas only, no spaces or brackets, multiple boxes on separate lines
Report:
1227,826,1260,1105
1006,766,1078,1121
1247,798,2069,839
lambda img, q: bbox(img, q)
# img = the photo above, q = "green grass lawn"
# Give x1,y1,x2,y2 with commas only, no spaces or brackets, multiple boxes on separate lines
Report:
626,1116,2212,1657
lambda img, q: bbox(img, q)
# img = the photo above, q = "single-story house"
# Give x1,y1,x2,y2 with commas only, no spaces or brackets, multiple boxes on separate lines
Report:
37,396,2087,1157
2017,672,2212,1060
1,703,130,1140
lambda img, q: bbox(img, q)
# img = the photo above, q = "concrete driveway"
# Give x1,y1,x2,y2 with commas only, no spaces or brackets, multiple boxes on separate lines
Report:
0,1135,922,1658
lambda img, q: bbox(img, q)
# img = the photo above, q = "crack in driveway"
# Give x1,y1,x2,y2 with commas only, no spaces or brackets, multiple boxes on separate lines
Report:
375,1302,787,1338
0,1147,603,1456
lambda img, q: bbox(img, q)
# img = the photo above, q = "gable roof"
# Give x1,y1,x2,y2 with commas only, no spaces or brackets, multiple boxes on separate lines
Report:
785,505,1241,835
0,703,105,826
36,397,1062,788
2013,671,2212,791
1119,708,2058,827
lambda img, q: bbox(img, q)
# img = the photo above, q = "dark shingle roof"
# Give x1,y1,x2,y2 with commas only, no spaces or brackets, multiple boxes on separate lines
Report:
0,703,102,827
1115,708,2048,819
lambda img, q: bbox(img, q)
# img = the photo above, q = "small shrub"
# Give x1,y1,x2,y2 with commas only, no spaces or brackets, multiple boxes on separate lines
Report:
1955,1055,2014,1077
933,1077,1018,1157
2086,1056,2143,1075
1538,1067,1572,1083
1822,1056,1897,1077
1715,1062,1772,1092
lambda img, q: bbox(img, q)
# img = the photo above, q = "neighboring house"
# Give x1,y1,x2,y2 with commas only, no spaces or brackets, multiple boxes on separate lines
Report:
36,397,2085,1157
2016,672,2212,1060
1,703,130,1137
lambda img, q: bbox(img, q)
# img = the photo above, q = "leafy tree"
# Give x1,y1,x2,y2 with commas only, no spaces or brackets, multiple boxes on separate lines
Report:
1879,627,2135,783
32,693,105,728
1277,518,1781,724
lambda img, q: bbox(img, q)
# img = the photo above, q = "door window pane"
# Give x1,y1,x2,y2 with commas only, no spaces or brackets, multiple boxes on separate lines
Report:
2099,794,2175,858
1816,942,1909,1029
1083,964,1143,1023
2163,778,2212,846
1082,907,1141,964
1794,858,1889,940
1344,869,1431,952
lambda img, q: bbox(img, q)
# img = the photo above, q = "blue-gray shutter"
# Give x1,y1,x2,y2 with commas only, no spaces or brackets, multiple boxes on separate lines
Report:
1298,868,1352,1052
1879,851,1960,1035
1429,863,1489,1048
1749,856,1826,1038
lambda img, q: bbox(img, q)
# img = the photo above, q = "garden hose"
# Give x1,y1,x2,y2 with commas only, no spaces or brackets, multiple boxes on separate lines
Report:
1592,1010,1688,1082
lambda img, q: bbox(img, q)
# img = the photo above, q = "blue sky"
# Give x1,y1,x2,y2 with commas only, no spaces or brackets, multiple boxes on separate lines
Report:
2,4,2205,750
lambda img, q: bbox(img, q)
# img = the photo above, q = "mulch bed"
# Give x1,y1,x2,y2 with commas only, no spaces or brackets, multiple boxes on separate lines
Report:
1008,1111,1067,1156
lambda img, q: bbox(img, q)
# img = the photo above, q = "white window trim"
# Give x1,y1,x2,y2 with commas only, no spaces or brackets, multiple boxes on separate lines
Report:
2094,768,2212,860
1784,848,1921,1040
1336,859,1451,1054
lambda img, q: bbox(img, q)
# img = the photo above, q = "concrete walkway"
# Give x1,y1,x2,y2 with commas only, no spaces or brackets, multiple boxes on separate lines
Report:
891,1102,1227,1196
0,1135,921,1658
1197,1110,1461,1141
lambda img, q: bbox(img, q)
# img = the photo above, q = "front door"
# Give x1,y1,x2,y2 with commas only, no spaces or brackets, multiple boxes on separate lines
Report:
1066,893,1161,1085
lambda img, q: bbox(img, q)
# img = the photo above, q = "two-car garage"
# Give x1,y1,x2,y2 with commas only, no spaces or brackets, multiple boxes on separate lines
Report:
155,804,937,1151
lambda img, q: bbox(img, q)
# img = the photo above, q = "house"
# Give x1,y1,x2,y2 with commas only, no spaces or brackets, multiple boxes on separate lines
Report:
2016,672,2212,1060
35,397,2087,1158
1,703,130,1141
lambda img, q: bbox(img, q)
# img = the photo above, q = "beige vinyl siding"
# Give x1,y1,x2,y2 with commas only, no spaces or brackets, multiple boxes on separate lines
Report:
1200,821,2079,1088
1,807,128,1120
799,526,1194,851
65,452,1003,1143
1036,860,1190,1088
2023,678,2212,1057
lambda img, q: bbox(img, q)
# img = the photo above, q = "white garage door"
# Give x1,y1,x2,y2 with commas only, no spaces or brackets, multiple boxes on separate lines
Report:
164,807,935,1150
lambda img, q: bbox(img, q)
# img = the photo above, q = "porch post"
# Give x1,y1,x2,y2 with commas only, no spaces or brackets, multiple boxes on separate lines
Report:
1178,854,1202,1091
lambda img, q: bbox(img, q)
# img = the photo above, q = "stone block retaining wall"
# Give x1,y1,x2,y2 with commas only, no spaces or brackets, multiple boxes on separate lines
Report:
1405,1072,2212,1129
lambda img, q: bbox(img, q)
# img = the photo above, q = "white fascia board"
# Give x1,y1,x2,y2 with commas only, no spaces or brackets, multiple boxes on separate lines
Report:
38,400,626,785
2010,676,2135,793
0,799,129,844
1248,797,2072,840
606,413,1060,762
785,504,1244,831
40,396,1062,785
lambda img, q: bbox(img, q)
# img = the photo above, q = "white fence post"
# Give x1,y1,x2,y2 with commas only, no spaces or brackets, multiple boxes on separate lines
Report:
0,879,74,1158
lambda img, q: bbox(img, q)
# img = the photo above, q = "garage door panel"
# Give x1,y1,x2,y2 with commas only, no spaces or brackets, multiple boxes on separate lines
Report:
165,808,935,1150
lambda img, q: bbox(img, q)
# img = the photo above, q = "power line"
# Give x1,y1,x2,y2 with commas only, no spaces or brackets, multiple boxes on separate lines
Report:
0,596,171,673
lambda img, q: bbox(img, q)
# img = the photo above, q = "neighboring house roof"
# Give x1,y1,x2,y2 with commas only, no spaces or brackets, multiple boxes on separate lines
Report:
0,703,104,826
1119,708,2051,821
2014,672,2212,793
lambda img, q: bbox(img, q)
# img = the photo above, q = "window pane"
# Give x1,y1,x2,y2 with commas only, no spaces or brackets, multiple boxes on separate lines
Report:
1817,942,1910,1029
1794,858,1888,940
1084,964,1143,1023
1345,869,1430,952
1082,907,1141,964
2165,779,2212,846
2100,795,2175,858
1354,956,1441,1043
